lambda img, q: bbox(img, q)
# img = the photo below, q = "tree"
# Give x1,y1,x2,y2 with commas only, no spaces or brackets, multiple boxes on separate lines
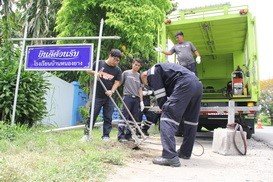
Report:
17,0,62,43
55,0,172,90
0,0,50,126
259,79,273,125
56,0,171,58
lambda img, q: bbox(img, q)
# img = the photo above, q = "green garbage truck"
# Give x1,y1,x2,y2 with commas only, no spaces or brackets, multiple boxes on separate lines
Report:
158,4,260,138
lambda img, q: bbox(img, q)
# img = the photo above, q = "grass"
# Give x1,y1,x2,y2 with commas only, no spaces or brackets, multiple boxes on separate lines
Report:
0,122,131,182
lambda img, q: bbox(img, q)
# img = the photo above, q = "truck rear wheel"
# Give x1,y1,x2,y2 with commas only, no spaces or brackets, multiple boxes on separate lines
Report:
235,117,255,139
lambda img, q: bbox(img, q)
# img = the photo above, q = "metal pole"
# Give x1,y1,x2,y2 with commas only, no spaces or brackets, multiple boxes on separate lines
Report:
8,36,120,42
157,27,160,63
88,19,104,137
97,78,143,145
228,100,235,125
43,122,103,133
11,22,28,125
115,90,147,139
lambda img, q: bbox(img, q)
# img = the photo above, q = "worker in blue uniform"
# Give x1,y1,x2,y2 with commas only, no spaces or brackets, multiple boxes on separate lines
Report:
141,62,203,167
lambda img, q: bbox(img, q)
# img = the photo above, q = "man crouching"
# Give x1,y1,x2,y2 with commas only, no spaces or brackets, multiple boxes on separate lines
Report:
141,62,203,167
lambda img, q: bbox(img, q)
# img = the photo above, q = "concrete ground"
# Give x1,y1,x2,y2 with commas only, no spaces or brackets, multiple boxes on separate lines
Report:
253,126,273,148
107,134,273,181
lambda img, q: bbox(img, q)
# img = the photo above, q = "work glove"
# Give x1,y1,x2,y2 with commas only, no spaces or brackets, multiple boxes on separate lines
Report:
143,90,148,96
196,56,201,64
140,101,145,112
147,90,153,95
155,47,162,52
143,90,153,96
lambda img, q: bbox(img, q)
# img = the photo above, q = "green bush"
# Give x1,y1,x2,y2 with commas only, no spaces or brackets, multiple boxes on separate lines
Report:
259,113,272,126
79,106,89,121
0,43,49,126
0,121,28,141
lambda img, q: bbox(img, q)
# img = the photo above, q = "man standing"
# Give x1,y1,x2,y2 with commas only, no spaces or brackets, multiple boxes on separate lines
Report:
141,63,203,167
82,49,122,141
156,31,202,136
118,59,144,142
155,31,201,75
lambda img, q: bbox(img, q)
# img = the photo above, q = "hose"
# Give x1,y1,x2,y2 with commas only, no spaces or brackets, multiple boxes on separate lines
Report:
233,123,247,155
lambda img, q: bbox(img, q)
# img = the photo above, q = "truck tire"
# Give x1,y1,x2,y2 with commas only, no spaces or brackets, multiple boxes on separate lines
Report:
244,126,252,139
247,130,252,139
244,119,255,139
236,117,255,139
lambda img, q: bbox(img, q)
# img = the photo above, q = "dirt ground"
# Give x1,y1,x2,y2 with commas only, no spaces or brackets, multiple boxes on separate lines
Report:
107,135,273,181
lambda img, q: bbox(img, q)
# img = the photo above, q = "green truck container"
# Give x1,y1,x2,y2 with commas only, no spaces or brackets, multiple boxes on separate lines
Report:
158,4,260,138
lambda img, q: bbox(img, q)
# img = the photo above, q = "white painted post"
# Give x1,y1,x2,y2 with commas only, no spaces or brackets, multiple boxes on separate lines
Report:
157,27,160,63
228,100,235,125
213,100,247,155
9,36,119,41
88,19,104,138
11,22,28,125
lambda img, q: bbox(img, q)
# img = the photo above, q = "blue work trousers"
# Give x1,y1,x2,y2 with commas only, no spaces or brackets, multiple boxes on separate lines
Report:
160,77,203,159
84,97,114,138
118,95,140,140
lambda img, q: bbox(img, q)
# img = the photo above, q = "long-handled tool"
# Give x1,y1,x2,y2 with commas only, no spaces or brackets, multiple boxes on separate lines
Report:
98,77,148,146
115,90,147,139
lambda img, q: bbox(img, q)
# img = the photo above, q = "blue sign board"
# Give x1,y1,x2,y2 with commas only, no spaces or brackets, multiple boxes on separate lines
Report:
25,44,93,71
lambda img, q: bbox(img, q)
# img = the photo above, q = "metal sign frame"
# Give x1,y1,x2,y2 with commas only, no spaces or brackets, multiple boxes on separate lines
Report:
24,44,94,71
9,19,120,138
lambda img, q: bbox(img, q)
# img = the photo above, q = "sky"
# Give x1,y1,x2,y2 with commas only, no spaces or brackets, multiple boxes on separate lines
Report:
175,0,272,80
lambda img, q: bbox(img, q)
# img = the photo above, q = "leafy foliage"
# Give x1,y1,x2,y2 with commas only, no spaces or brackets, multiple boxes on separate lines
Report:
0,1,50,126
259,113,271,126
0,1,19,43
259,79,273,125
0,45,50,126
56,0,171,58
259,90,273,125
0,121,28,141
55,0,172,90
101,0,169,56
17,0,62,44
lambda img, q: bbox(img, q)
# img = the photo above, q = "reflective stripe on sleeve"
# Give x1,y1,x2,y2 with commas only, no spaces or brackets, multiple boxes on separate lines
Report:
155,92,166,99
184,120,198,126
160,117,179,126
154,88,166,95
118,123,126,127
119,120,126,124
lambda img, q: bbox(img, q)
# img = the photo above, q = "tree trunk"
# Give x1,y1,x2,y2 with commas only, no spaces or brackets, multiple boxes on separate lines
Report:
269,111,273,126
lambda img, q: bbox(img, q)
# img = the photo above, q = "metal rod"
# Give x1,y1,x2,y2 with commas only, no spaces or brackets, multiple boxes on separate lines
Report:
43,122,103,133
88,19,104,138
97,78,143,145
115,90,147,139
157,27,161,63
11,22,28,125
8,36,120,41
200,106,260,113
44,125,85,133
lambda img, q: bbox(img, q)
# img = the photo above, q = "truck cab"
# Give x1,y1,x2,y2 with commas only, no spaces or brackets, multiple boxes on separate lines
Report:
158,4,260,138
